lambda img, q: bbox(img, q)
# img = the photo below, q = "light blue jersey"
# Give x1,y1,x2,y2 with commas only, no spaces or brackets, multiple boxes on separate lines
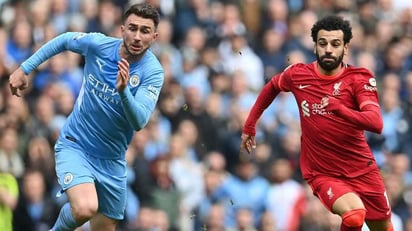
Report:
21,32,164,160
21,32,164,219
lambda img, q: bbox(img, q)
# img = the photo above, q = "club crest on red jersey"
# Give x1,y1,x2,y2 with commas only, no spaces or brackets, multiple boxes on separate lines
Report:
332,81,342,96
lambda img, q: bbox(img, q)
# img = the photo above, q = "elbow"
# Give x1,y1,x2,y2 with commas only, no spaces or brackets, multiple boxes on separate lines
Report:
133,123,145,132
372,118,383,134
133,118,149,132
134,126,143,132
368,107,383,134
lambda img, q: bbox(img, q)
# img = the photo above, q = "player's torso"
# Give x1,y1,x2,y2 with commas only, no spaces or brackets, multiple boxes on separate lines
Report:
286,64,377,177
62,40,145,158
82,41,142,112
290,65,358,136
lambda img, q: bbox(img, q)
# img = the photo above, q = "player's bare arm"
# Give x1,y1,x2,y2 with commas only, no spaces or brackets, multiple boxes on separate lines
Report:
8,67,29,97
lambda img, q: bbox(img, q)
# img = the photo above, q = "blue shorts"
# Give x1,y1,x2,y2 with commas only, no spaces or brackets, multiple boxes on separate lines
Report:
54,139,127,220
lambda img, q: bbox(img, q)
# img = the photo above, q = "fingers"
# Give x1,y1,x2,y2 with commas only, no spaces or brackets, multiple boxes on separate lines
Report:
117,59,130,82
321,96,329,108
240,134,256,155
9,77,27,97
8,68,29,97
118,59,129,73
9,84,20,97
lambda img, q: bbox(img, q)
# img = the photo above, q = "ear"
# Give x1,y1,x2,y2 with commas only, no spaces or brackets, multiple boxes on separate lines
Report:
120,25,125,34
153,31,159,40
313,44,316,54
344,43,349,55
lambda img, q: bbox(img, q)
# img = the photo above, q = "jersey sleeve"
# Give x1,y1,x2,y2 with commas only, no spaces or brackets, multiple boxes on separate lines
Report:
330,68,383,133
271,64,295,92
20,32,95,74
119,69,164,131
352,69,380,109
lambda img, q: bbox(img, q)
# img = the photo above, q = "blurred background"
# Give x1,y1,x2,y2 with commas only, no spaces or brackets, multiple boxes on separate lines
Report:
0,0,411,230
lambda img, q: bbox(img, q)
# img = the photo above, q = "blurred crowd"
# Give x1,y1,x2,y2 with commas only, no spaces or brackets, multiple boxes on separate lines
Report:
0,0,412,230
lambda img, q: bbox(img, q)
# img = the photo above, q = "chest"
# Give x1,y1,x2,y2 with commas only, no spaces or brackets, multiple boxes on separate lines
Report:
292,77,356,108
86,56,143,96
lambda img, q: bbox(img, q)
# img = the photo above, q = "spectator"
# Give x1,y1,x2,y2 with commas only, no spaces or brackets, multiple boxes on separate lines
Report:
211,159,269,229
0,169,19,231
24,136,56,193
0,127,24,178
167,133,204,231
265,158,306,231
13,169,60,231
148,155,180,231
4,19,34,72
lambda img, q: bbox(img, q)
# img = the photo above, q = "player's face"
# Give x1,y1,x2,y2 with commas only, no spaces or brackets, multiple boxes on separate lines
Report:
314,30,348,74
121,14,158,59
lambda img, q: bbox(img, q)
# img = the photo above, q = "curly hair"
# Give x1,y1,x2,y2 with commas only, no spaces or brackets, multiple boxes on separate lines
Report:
311,15,353,44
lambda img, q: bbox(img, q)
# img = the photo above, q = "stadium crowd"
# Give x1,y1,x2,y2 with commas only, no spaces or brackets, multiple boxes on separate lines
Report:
0,0,412,230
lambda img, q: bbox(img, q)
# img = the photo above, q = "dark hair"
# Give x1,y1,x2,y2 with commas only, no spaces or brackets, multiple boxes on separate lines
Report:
311,15,353,44
123,3,160,29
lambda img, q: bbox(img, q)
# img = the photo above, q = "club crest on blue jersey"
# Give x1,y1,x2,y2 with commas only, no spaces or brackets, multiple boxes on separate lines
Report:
63,173,73,185
129,74,140,87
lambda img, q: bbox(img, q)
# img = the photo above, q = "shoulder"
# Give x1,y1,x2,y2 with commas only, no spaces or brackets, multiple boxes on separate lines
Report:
141,50,164,74
73,32,119,46
0,173,17,183
344,65,374,78
283,62,309,72
344,65,378,88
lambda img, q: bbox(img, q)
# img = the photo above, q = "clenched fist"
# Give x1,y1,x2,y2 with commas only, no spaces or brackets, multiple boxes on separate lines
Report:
9,67,29,97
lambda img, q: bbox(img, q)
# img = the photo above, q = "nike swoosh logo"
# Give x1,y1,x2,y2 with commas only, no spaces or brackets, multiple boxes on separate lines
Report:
299,84,311,89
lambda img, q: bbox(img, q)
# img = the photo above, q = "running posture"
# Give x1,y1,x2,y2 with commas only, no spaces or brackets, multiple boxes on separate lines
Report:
9,3,162,231
240,15,393,231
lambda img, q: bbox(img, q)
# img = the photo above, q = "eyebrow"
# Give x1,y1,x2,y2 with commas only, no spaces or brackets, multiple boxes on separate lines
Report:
128,23,153,29
318,38,342,42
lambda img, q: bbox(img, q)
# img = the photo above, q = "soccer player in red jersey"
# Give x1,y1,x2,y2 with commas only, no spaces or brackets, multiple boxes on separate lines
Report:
240,15,394,231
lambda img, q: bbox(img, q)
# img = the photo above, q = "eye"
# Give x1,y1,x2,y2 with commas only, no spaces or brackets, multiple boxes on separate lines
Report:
128,27,138,32
332,42,341,47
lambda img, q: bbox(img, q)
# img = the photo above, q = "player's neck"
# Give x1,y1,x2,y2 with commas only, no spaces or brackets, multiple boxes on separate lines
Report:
119,44,145,64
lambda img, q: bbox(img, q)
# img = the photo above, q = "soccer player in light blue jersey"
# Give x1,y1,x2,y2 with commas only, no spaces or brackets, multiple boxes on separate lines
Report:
9,3,163,231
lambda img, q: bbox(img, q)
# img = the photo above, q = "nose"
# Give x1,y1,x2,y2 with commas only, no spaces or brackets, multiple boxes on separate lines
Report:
325,44,333,53
133,31,141,41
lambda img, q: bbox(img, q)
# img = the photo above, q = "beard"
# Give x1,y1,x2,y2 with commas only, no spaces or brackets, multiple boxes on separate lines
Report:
123,40,145,57
316,51,344,72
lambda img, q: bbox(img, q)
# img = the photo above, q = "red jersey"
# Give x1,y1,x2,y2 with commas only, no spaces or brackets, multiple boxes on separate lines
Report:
272,62,381,179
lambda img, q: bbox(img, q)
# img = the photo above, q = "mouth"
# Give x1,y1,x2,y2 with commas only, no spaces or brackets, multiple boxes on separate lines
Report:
322,56,335,62
130,44,142,52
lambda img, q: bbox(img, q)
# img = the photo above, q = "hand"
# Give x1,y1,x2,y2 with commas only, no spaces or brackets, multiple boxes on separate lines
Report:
117,58,130,92
9,67,29,97
321,95,341,112
240,133,256,155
